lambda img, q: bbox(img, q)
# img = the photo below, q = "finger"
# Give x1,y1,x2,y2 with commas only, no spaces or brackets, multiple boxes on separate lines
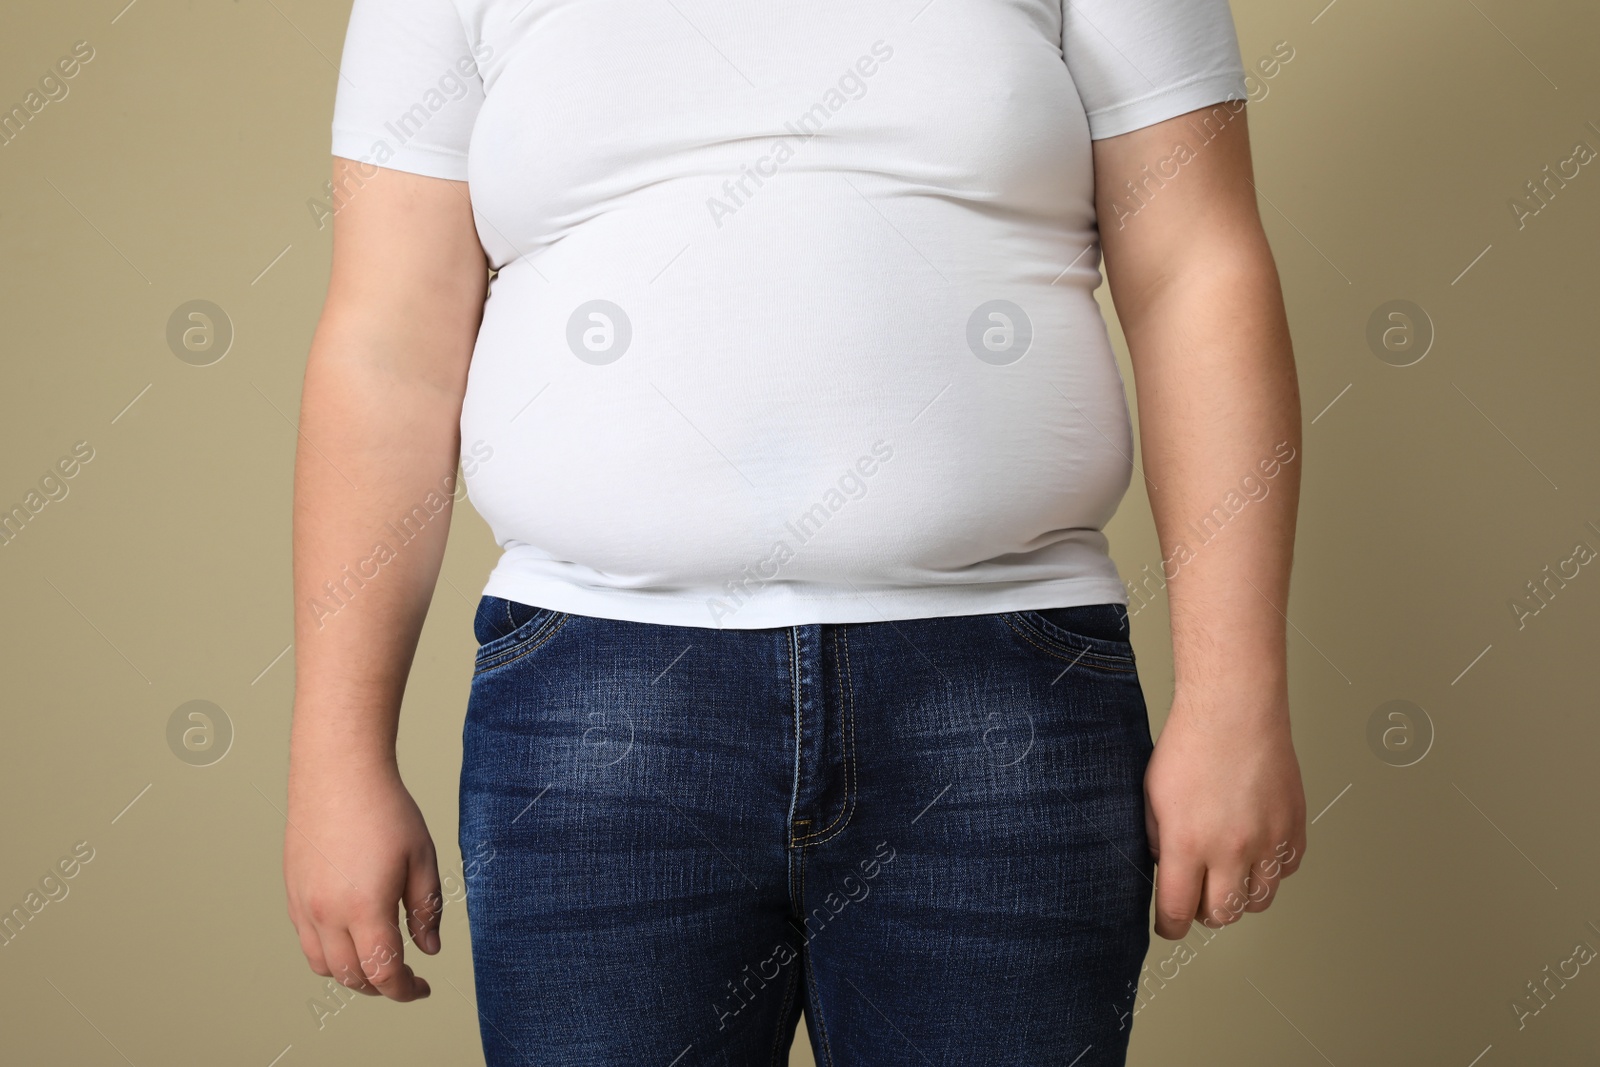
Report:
295,914,332,977
1259,839,1302,883
1241,865,1280,913
351,918,430,1002
1144,800,1161,862
1152,853,1204,940
403,851,444,955
1198,865,1252,929
320,927,381,998
1278,838,1306,879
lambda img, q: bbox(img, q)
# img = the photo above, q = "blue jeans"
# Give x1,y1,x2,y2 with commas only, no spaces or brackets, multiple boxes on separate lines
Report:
459,596,1155,1066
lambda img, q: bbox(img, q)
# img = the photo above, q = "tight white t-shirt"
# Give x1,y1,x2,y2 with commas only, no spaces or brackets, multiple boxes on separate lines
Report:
331,0,1248,629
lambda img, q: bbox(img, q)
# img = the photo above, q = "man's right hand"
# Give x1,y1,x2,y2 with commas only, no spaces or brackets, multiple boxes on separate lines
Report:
283,756,442,1002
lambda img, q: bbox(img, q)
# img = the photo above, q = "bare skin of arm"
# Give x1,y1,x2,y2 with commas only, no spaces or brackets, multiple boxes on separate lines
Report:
1093,105,1308,941
284,159,487,1001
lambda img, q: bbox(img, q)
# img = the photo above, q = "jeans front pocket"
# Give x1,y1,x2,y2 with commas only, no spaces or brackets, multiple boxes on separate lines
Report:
1000,604,1137,672
472,595,568,677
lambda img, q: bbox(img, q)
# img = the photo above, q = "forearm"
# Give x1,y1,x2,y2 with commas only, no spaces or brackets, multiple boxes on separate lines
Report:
290,312,467,775
1121,248,1300,722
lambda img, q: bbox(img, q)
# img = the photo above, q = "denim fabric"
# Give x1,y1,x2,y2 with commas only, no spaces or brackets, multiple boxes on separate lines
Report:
459,596,1155,1066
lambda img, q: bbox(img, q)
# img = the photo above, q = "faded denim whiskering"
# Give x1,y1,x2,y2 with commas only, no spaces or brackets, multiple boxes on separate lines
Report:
460,595,1154,1066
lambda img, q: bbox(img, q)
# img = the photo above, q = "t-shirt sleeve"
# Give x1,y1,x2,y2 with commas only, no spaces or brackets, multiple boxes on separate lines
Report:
330,0,486,181
1062,0,1248,140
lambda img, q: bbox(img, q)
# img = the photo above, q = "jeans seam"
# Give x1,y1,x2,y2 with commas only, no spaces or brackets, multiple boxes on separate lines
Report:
798,848,837,1067
473,614,570,677
1002,614,1138,672
787,846,801,920
787,627,805,851
765,946,803,1067
792,625,857,846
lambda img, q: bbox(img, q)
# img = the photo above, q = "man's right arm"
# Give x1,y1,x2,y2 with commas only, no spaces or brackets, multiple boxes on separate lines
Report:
284,158,488,1002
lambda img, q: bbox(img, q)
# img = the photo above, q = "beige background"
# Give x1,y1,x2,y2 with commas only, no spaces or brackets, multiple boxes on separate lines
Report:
3,0,1598,1063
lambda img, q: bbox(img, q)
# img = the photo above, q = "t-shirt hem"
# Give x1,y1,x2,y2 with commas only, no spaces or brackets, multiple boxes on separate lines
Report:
331,127,469,181
479,572,1132,630
1084,70,1249,140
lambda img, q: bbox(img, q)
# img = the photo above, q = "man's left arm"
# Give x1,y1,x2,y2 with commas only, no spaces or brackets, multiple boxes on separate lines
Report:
1092,103,1307,941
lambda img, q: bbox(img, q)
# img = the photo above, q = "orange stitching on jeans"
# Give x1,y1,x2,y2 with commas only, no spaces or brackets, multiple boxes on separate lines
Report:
473,614,570,676
787,839,803,917
1001,614,1138,673
788,627,806,849
790,628,850,842
793,626,857,846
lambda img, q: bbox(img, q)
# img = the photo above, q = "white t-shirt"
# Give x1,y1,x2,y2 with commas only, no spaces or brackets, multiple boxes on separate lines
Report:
331,0,1248,628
